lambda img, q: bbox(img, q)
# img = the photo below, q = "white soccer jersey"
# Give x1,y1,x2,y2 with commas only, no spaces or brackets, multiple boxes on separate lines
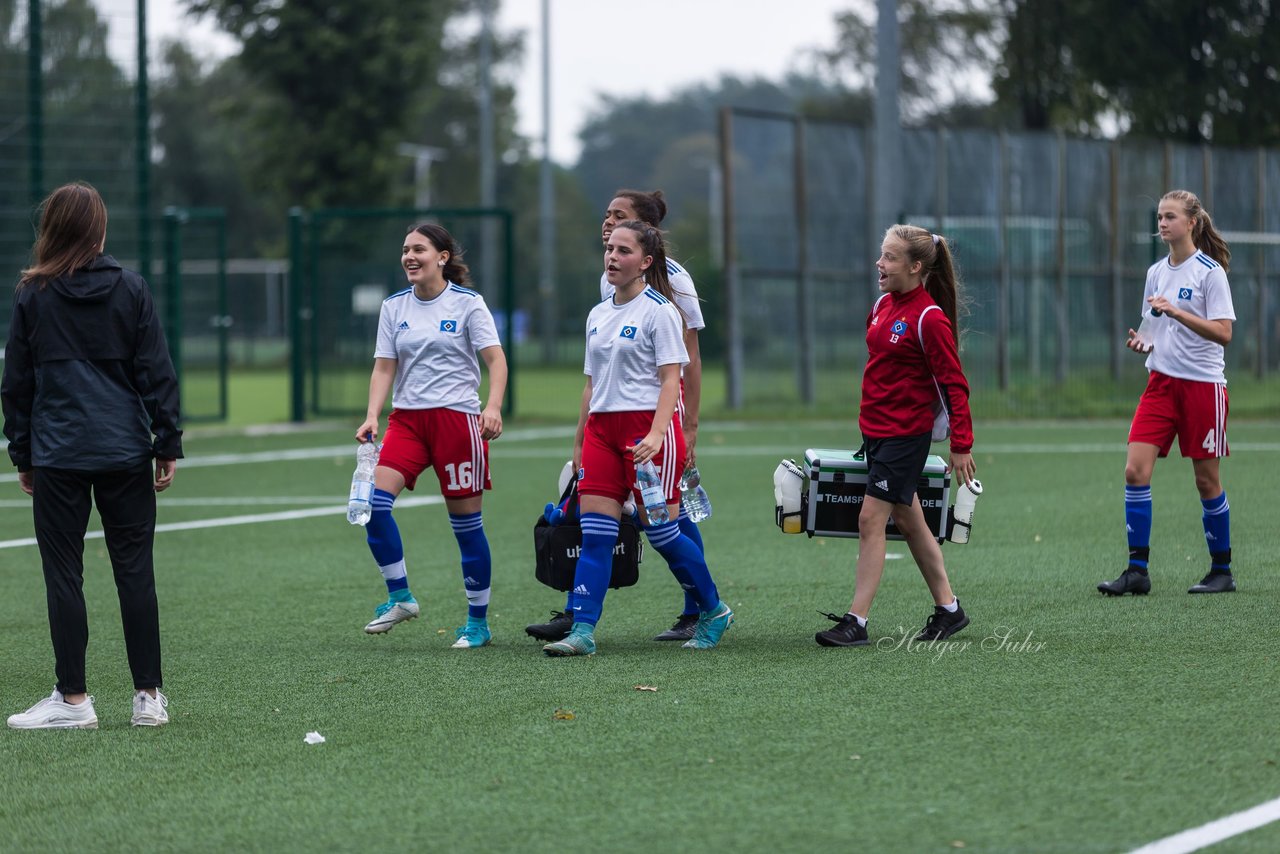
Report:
1142,251,1235,384
375,283,502,413
599,258,705,331
584,286,689,413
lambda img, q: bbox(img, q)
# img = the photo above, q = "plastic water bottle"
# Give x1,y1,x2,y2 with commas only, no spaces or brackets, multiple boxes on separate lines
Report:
1134,307,1162,353
347,441,379,526
680,464,713,523
635,460,669,525
948,479,983,544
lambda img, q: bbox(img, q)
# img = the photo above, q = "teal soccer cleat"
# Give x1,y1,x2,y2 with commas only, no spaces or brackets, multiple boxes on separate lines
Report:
451,617,492,648
683,602,734,649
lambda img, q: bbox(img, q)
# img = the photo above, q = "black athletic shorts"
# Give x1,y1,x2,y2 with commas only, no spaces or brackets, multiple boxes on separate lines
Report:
863,432,933,506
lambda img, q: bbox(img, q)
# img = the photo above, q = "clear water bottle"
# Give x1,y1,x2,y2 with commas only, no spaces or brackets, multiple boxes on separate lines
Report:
634,460,670,525
1134,307,1162,353
948,478,983,544
347,441,380,526
680,464,712,523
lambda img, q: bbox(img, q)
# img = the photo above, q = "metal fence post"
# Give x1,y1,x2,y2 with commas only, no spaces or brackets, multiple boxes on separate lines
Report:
720,107,742,409
162,208,184,381
288,207,306,423
794,116,815,405
27,0,42,205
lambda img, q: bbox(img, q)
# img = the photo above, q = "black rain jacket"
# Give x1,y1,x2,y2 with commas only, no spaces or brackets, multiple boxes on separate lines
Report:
2,254,182,472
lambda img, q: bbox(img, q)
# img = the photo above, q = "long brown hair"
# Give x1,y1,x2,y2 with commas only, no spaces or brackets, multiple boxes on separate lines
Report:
612,220,688,325
19,182,108,290
1161,189,1231,272
886,224,965,342
407,222,471,286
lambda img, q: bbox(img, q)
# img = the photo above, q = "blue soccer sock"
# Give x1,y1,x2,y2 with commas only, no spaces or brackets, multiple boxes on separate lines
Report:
568,514,619,627
366,489,410,597
1125,485,1152,569
1201,492,1231,570
450,512,491,619
675,512,704,616
645,520,720,613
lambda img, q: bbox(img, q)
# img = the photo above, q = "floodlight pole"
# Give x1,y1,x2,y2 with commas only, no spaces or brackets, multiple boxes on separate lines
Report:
873,0,901,234
478,0,497,301
538,0,556,362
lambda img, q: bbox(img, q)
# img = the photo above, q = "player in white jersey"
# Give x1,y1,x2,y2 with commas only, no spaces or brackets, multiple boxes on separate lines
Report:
1099,190,1237,598
526,189,713,644
354,223,508,646
541,221,733,657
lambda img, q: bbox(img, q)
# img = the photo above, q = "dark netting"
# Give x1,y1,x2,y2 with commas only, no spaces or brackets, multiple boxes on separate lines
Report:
725,111,1280,415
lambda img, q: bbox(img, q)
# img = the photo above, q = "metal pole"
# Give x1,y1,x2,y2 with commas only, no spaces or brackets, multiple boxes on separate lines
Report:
27,0,42,205
720,107,742,409
1055,131,1069,384
794,117,815,404
1257,148,1268,380
873,0,901,232
136,0,152,281
477,0,497,301
1109,143,1123,381
503,209,516,415
537,0,557,363
288,208,306,422
162,209,184,381
996,130,1010,390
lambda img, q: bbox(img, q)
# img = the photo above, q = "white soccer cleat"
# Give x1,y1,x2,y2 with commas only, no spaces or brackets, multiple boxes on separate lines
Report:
7,689,98,730
363,598,420,634
131,690,169,727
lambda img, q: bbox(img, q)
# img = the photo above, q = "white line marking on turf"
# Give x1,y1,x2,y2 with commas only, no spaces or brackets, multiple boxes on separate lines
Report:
1129,795,1280,854
0,496,443,550
0,496,346,509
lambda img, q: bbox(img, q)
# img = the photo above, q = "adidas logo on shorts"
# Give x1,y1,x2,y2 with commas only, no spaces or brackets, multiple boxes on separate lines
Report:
875,480,889,491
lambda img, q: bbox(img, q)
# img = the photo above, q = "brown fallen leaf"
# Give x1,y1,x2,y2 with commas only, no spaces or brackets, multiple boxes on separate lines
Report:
634,685,659,692
552,708,576,721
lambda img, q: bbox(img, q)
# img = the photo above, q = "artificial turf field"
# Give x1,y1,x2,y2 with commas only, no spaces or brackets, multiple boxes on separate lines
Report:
1,419,1278,852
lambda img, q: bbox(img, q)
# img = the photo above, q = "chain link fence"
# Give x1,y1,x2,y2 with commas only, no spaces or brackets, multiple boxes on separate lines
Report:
721,109,1280,417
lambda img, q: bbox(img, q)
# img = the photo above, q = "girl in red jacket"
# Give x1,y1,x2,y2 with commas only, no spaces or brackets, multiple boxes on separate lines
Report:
816,225,976,648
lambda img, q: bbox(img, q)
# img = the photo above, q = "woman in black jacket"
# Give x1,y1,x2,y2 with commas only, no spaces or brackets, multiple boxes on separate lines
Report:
2,182,182,730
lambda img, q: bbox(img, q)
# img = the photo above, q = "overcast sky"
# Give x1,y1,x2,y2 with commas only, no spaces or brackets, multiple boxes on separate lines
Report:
143,0,855,165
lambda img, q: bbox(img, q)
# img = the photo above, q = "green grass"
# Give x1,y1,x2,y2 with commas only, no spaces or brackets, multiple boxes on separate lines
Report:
2,421,1279,851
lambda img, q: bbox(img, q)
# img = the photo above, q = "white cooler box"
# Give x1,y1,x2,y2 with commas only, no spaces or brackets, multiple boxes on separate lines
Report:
804,448,951,542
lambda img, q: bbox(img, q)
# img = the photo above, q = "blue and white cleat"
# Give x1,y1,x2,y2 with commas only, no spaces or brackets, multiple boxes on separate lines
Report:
451,617,492,648
683,602,734,649
543,624,597,657
364,597,420,634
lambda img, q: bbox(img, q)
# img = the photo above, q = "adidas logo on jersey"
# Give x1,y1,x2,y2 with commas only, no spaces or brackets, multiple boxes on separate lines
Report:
874,480,889,491
573,584,590,596
398,321,410,330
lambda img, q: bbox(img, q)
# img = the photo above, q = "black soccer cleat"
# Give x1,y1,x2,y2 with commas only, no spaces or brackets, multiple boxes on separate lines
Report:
525,610,573,642
652,613,698,641
914,600,970,641
1188,570,1236,594
815,612,869,647
1098,567,1152,596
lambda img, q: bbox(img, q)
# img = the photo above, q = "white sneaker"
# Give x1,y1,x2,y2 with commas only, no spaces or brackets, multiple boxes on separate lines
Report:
132,690,169,727
363,598,420,634
7,689,98,730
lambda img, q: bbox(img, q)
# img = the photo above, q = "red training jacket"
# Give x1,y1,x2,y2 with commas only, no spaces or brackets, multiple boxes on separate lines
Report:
858,285,974,454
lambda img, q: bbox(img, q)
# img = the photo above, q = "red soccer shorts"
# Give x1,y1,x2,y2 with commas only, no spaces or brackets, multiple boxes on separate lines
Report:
1128,371,1229,460
378,407,491,496
579,410,685,506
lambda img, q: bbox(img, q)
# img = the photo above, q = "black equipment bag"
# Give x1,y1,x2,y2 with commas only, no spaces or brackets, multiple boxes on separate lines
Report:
533,476,642,591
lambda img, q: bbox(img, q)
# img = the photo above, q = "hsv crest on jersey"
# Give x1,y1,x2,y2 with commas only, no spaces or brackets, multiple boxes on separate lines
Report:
440,319,458,332
1178,287,1193,300
620,325,637,339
